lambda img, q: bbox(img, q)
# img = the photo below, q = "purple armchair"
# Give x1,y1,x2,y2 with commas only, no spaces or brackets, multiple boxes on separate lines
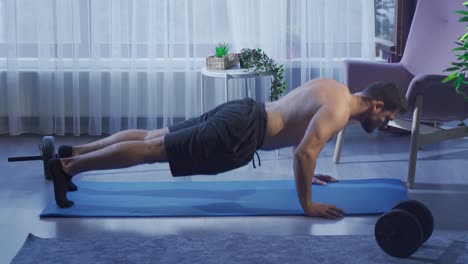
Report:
334,0,468,188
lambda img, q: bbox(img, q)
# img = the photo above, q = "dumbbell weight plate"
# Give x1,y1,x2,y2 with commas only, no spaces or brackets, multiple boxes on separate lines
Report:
375,209,424,258
41,136,55,180
393,200,434,243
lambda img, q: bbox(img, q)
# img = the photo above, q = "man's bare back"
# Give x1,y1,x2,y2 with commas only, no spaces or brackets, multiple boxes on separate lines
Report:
262,78,351,150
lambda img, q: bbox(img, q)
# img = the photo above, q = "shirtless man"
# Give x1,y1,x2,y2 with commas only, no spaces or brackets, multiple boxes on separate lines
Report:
48,78,408,219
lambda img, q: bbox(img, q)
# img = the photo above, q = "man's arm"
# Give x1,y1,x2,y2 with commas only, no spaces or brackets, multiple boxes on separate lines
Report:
293,106,347,218
291,146,338,185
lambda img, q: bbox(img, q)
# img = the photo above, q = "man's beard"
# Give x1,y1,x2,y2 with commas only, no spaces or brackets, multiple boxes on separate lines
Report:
361,118,377,134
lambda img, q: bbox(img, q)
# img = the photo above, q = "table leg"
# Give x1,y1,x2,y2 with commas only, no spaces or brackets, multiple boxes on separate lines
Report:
224,75,229,102
245,78,251,97
200,74,204,115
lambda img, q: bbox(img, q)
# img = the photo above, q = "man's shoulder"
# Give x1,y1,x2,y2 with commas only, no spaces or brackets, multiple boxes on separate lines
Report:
319,96,351,124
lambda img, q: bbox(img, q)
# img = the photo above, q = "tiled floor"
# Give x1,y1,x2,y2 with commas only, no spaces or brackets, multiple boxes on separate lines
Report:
1,125,467,263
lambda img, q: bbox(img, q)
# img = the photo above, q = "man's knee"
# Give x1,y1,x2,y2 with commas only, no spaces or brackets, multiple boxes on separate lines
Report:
144,137,168,163
144,128,170,141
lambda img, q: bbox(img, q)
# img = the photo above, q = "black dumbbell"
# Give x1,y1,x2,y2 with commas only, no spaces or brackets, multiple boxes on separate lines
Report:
375,200,434,258
8,136,56,180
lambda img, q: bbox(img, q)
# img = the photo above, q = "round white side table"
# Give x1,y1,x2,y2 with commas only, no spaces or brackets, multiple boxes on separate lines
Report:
200,66,271,114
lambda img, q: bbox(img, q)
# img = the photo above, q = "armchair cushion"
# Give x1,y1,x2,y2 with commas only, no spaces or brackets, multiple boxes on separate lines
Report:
406,74,468,121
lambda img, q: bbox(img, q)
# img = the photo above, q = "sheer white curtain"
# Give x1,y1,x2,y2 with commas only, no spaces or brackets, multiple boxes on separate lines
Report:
0,0,375,136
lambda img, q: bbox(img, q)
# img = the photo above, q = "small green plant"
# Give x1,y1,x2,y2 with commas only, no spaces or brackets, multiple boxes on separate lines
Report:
442,1,468,101
239,48,286,101
214,43,230,58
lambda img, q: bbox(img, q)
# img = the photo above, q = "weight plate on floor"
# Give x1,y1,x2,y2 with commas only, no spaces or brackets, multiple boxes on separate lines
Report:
393,200,434,243
41,136,55,180
375,209,423,258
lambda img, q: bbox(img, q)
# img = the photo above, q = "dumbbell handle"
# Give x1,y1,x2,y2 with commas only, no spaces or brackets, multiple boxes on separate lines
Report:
8,155,43,162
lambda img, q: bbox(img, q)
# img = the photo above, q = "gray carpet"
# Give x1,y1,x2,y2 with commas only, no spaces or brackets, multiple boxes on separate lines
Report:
11,233,468,264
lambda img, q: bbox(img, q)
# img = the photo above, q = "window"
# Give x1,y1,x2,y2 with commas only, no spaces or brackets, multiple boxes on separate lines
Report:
374,0,414,56
0,0,375,71
0,1,4,43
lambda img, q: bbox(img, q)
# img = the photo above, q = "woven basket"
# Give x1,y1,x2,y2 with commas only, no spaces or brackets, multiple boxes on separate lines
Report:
206,53,239,70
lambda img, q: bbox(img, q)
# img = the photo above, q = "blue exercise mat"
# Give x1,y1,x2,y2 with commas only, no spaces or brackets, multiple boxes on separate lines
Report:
40,178,408,218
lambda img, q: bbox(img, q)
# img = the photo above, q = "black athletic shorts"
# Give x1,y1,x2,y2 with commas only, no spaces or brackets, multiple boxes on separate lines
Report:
164,98,267,176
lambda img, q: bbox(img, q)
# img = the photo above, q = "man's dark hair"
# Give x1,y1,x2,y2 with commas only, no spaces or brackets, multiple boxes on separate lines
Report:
361,81,408,114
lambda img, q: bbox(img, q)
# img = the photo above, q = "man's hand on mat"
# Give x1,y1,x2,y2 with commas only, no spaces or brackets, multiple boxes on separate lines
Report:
312,174,338,185
304,203,345,219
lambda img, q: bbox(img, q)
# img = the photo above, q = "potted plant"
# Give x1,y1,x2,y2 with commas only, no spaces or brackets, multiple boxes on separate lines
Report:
239,48,286,101
442,1,468,102
206,43,238,70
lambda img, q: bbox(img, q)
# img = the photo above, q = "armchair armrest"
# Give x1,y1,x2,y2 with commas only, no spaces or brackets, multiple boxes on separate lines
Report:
345,60,414,94
406,74,468,121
